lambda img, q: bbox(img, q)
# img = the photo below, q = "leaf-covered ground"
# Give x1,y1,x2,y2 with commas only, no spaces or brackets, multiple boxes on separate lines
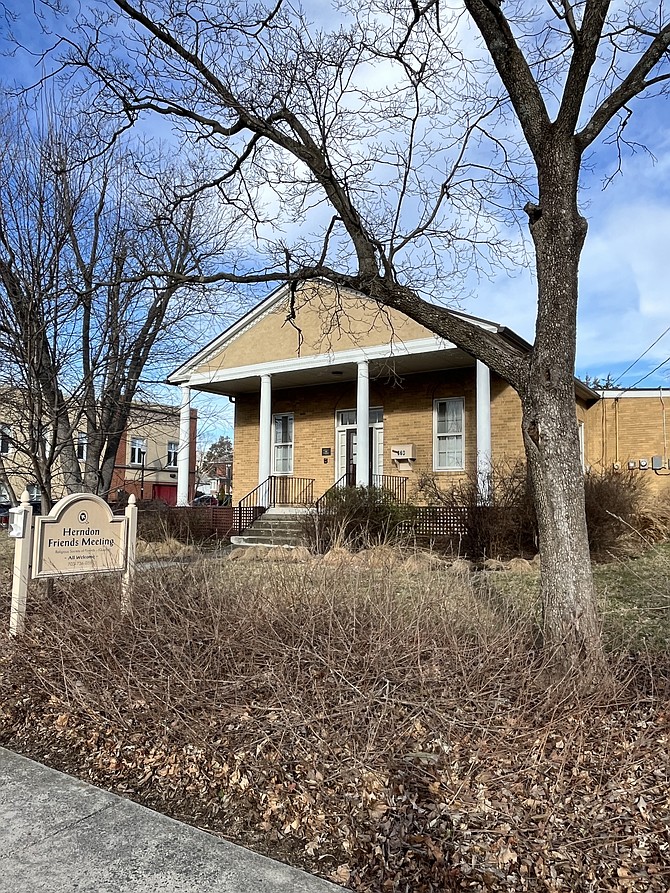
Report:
1,548,669,891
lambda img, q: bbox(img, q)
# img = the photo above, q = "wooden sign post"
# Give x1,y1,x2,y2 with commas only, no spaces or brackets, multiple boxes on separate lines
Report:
8,491,138,637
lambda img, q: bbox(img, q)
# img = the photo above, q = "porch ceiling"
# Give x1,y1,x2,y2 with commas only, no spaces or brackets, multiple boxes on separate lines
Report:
193,346,475,397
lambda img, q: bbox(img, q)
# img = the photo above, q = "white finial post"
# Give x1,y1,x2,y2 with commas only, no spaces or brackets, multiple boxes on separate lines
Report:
121,494,138,614
9,490,35,637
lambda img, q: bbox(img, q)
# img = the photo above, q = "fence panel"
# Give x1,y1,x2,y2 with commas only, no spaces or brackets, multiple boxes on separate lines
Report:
407,506,468,537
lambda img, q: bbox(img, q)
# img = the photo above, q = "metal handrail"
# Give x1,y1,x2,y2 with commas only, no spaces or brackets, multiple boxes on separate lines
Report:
315,474,347,513
236,475,315,536
315,473,408,512
236,478,270,536
372,474,408,503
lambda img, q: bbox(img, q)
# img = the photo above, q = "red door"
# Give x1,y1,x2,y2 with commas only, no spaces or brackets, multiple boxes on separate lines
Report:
153,484,177,505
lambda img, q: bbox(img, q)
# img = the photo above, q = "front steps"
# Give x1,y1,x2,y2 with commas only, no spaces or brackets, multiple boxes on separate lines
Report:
230,507,310,548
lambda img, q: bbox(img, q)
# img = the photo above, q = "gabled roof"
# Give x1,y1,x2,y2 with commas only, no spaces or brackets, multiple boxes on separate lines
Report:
167,279,600,403
168,282,290,384
168,281,499,385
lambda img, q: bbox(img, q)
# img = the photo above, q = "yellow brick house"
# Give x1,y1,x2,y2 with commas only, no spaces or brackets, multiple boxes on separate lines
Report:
168,281,670,525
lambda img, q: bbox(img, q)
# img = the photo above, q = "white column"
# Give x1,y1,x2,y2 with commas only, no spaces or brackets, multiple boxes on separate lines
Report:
356,360,370,487
176,386,191,506
258,374,272,486
476,360,492,502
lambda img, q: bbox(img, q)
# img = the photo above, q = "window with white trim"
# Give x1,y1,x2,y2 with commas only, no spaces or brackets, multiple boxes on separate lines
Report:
0,424,11,455
27,483,41,501
167,441,178,468
336,408,384,427
130,437,147,465
433,398,465,470
272,413,293,475
76,432,88,461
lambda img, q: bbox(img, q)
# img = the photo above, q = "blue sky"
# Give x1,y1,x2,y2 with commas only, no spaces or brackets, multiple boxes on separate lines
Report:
2,0,669,395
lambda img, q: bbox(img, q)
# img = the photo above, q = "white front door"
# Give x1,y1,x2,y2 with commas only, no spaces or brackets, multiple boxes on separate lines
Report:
335,408,383,484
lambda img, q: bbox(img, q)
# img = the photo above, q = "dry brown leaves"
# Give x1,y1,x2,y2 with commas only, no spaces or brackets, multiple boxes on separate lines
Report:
1,562,669,892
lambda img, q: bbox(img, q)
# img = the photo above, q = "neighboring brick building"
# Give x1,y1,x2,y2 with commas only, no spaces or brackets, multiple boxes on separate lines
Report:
168,281,670,505
108,403,198,506
0,401,197,506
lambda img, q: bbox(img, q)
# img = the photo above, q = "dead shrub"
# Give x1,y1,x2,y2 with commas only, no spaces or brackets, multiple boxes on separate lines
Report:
583,467,650,558
416,461,536,560
304,485,416,553
2,559,669,891
417,463,650,560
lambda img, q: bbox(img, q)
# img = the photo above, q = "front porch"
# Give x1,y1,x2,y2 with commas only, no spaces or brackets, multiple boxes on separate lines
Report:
233,472,409,540
168,283,506,513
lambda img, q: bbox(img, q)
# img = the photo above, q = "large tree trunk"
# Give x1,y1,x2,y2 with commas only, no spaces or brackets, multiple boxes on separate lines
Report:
521,137,607,681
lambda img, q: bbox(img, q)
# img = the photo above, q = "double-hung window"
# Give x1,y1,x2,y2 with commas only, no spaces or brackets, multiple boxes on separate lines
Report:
130,437,147,466
0,424,11,455
433,398,464,470
167,441,179,468
272,413,293,475
27,483,41,501
76,433,88,461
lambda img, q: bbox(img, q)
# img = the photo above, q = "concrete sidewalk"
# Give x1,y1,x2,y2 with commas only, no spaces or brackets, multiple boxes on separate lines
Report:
0,747,341,893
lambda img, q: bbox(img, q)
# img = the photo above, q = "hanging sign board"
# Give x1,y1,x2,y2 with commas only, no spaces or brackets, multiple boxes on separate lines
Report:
32,493,128,579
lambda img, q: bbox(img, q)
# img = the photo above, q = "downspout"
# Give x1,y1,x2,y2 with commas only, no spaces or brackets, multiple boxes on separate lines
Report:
660,388,667,466
615,398,620,465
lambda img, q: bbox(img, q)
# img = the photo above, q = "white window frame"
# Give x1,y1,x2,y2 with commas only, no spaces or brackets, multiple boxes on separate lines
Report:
76,432,88,461
272,413,294,475
166,440,179,468
0,424,11,456
27,482,41,501
433,397,465,471
130,436,147,466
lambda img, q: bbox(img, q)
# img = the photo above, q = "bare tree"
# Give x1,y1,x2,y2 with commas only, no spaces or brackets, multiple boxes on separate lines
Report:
0,96,240,507
34,0,670,676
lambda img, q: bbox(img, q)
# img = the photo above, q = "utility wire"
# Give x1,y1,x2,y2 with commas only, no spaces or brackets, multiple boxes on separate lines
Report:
619,353,670,394
612,324,670,386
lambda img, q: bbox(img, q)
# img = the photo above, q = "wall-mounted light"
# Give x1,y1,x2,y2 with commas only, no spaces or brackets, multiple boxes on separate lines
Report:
8,506,29,539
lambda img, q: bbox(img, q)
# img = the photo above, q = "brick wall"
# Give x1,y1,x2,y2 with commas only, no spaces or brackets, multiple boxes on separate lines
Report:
490,374,524,463
585,395,670,494
233,371,670,504
233,367,494,503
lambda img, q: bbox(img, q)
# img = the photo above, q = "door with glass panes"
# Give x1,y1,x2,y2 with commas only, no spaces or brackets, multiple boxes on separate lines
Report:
335,408,383,485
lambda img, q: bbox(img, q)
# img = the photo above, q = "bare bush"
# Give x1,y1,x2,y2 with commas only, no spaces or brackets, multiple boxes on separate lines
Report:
1,559,668,890
417,463,650,561
583,468,647,558
304,486,416,554
416,462,536,560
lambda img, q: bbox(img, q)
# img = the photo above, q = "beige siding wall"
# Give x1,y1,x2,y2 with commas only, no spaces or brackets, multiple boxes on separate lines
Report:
195,283,443,377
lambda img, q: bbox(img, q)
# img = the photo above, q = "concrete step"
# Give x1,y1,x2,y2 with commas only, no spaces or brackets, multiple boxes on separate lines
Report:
251,522,305,535
230,535,306,547
233,507,311,548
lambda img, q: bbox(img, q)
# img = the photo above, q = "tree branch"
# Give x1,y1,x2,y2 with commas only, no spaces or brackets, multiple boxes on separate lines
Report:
463,0,552,157
577,22,670,148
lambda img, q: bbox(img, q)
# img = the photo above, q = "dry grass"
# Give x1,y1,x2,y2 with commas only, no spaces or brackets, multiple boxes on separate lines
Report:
1,552,669,891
